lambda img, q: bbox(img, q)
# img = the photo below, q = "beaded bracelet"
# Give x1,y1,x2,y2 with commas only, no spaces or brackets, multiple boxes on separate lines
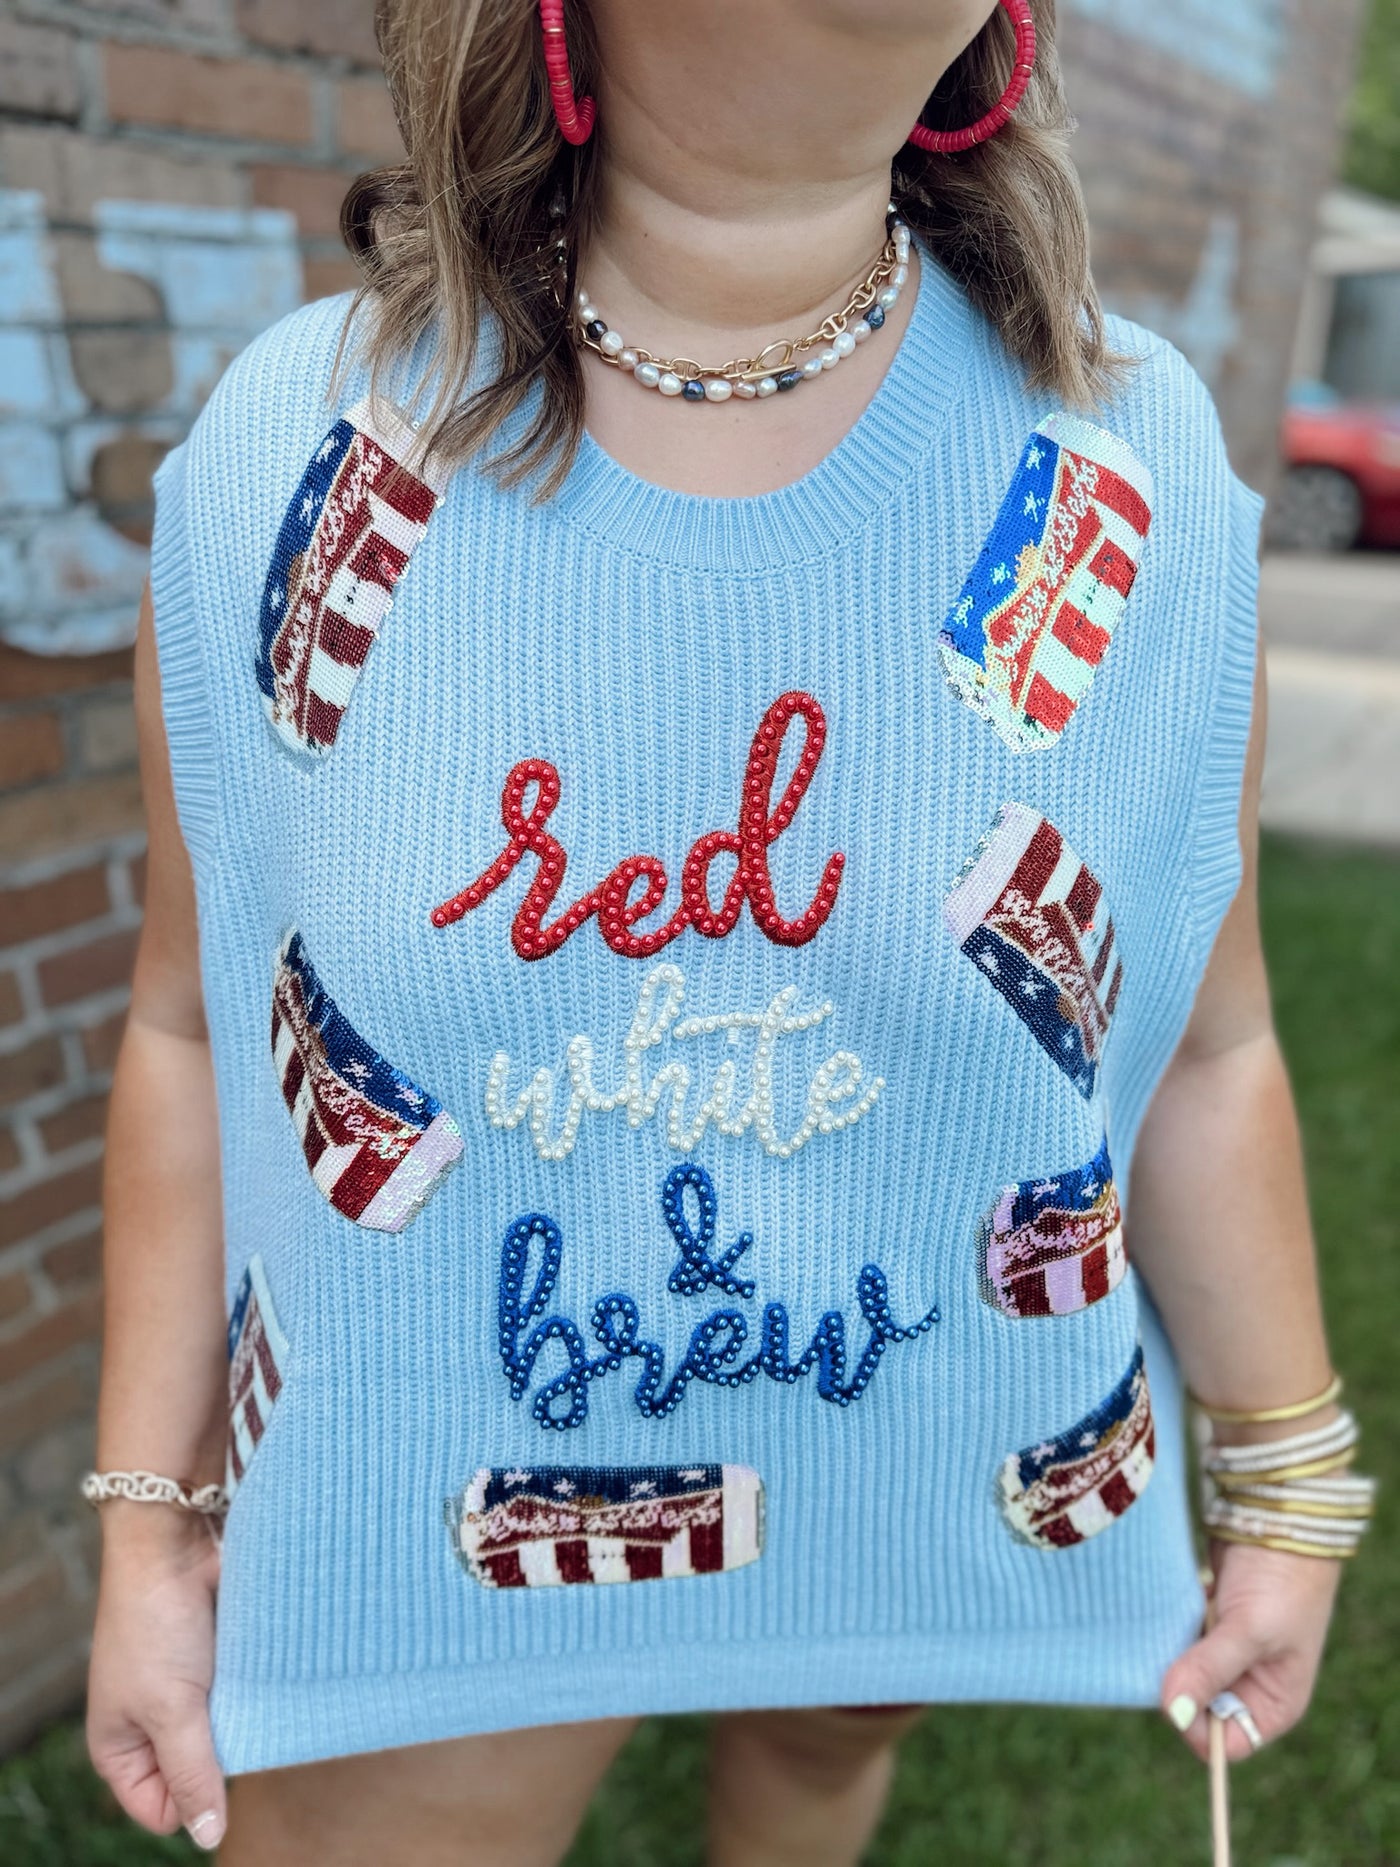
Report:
1196,1408,1376,1561
80,1469,230,1516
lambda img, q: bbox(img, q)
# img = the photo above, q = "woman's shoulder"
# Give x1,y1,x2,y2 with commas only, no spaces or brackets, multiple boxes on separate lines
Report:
1094,312,1232,470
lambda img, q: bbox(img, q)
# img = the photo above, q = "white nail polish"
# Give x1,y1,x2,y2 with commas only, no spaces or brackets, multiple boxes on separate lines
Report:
186,1809,225,1851
1167,1693,1198,1732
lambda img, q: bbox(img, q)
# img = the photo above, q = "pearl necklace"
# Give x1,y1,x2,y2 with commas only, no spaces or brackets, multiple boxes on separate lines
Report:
573,209,911,403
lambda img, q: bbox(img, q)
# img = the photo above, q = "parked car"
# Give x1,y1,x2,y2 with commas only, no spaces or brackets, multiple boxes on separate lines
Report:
1270,381,1400,551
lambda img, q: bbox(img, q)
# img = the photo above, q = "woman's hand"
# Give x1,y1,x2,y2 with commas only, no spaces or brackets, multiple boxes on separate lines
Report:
1159,1539,1342,1762
86,1503,226,1851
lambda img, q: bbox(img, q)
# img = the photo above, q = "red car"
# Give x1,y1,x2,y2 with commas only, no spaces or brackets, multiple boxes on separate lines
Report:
1272,387,1400,551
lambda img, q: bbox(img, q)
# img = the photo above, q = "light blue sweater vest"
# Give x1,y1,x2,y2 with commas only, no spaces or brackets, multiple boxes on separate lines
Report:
150,241,1264,1775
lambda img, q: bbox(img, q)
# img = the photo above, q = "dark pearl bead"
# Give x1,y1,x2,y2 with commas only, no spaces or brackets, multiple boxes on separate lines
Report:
776,368,803,391
584,319,607,342
682,379,706,401
866,304,886,330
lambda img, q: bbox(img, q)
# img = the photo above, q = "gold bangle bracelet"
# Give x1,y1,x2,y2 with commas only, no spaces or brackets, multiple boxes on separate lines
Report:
1208,1526,1359,1561
1213,1494,1375,1520
1190,1373,1343,1425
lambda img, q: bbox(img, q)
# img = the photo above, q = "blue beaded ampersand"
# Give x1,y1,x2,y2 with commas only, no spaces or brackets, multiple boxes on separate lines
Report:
497,1162,939,1430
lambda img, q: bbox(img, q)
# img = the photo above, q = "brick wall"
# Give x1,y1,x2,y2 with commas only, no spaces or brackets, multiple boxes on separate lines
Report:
0,0,1363,1755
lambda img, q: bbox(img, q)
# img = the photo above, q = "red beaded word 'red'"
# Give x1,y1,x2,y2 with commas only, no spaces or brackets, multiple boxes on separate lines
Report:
431,691,845,960
907,0,1037,154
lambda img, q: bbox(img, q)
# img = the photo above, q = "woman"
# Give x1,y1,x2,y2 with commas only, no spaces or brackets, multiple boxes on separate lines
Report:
84,2,1372,1861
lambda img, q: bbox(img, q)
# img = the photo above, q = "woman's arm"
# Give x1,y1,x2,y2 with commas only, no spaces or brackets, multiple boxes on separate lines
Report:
86,580,229,1852
1129,649,1344,1760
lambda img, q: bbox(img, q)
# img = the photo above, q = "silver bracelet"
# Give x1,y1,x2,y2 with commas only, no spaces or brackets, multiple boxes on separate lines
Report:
80,1469,230,1516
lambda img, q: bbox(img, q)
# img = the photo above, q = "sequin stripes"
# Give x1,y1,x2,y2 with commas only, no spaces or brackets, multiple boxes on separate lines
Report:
431,691,844,957
446,1463,764,1588
979,1135,1126,1318
486,962,882,1161
939,414,1153,751
944,803,1123,1098
999,1342,1155,1549
225,1253,288,1497
271,929,463,1231
497,1162,939,1429
255,396,450,757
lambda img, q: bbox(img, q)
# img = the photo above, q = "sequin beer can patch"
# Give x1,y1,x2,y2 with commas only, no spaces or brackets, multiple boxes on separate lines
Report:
999,1343,1155,1549
944,802,1123,1099
446,1463,765,1588
980,1136,1126,1318
225,1253,288,1497
938,413,1153,751
255,395,449,757
271,928,463,1231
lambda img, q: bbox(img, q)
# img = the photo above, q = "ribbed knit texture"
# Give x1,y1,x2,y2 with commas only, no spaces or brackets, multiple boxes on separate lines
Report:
149,243,1264,1775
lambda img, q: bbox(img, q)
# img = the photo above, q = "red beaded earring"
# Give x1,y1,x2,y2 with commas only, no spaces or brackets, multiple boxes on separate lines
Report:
539,0,595,145
538,0,1035,156
907,0,1036,154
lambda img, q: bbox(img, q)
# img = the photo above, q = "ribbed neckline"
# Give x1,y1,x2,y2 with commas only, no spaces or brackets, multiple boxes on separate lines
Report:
545,237,976,575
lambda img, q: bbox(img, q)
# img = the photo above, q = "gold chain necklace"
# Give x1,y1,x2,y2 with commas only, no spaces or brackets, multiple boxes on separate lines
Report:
566,208,911,403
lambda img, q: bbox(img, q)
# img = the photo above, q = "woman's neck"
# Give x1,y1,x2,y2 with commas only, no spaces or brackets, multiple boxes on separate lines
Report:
581,0,989,350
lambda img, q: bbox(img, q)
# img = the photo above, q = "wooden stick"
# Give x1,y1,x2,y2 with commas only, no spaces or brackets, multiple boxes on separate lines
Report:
1204,1574,1231,1867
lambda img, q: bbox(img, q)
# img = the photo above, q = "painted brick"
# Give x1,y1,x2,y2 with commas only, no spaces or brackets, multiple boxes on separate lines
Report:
74,696,139,776
0,1288,102,1383
0,1126,21,1173
37,1095,108,1157
0,1161,103,1254
236,0,381,66
128,849,147,906
303,255,360,300
0,771,145,865
103,43,315,146
80,1009,127,1074
50,232,164,324
0,712,64,789
0,1362,93,1459
0,19,81,122
0,646,133,705
36,927,140,1009
90,438,168,548
17,1415,98,1501
0,1576,83,1673
0,125,246,220
0,1556,67,1634
0,1037,66,1109
0,1272,32,1323
0,863,110,946
251,163,354,239
41,1224,102,1291
67,330,175,419
335,76,403,160
0,973,21,1029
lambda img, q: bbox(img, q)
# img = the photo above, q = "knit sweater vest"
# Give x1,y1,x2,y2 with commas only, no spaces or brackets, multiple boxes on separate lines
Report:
150,243,1264,1775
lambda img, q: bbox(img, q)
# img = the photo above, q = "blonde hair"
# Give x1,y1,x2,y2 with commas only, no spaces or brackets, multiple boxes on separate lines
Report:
342,0,1128,499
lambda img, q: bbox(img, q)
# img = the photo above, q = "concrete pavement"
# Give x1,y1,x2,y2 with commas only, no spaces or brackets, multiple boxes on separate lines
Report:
1258,552,1400,846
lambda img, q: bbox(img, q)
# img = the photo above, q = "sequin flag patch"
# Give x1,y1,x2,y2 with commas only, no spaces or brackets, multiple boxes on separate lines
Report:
271,928,463,1231
226,1253,288,1496
254,396,450,757
944,802,1122,1099
999,1343,1155,1549
979,1135,1126,1318
446,1463,765,1588
938,413,1153,751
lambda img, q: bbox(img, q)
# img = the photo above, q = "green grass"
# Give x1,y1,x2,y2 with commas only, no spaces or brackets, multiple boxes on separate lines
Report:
4,836,1397,1866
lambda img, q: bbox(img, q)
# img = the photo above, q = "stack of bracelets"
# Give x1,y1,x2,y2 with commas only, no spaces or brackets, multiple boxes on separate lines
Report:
1190,1374,1377,1562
